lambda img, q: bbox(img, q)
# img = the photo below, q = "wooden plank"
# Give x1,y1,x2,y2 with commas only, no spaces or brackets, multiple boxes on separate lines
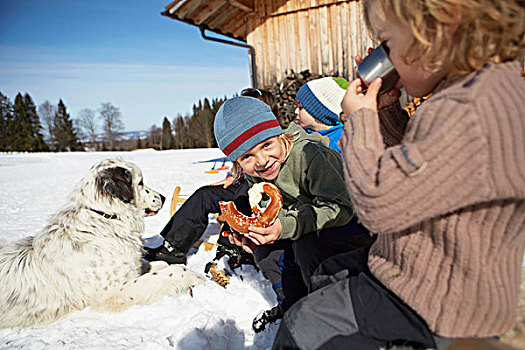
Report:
333,5,343,76
303,9,312,71
269,17,280,83
297,10,308,71
231,16,248,39
206,6,240,31
309,8,320,73
176,0,204,18
227,0,254,12
255,21,265,87
253,0,263,16
166,0,191,14
192,0,226,25
246,21,260,87
340,2,349,79
287,13,297,72
275,16,284,81
252,24,262,87
358,1,370,56
262,21,270,86
350,0,359,79
264,0,271,17
280,13,290,76
318,6,331,74
269,0,359,17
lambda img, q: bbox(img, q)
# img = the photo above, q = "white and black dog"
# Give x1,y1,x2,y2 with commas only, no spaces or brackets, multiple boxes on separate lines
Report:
0,159,205,329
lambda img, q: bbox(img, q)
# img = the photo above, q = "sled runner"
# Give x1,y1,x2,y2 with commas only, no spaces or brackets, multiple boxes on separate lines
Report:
170,186,187,217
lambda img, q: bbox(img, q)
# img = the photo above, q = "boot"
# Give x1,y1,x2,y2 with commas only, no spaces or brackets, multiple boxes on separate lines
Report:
144,240,187,265
252,305,283,333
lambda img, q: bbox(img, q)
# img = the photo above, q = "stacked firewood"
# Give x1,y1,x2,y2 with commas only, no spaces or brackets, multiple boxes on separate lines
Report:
268,70,324,128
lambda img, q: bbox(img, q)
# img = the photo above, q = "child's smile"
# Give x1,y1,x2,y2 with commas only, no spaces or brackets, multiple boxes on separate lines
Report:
255,161,279,178
237,136,285,181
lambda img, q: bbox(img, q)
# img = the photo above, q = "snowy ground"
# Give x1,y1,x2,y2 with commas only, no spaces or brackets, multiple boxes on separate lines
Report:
0,150,279,349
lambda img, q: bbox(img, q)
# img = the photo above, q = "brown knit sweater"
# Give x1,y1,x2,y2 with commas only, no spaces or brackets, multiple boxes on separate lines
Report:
340,61,525,338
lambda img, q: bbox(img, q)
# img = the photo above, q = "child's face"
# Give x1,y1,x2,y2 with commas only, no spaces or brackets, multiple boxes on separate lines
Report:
367,3,451,97
294,104,320,130
236,136,285,181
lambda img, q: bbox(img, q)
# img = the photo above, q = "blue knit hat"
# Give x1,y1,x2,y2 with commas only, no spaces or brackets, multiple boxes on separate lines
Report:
296,77,349,126
214,96,283,162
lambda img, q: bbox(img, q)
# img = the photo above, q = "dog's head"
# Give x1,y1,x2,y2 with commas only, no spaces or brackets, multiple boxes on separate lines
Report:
82,159,165,217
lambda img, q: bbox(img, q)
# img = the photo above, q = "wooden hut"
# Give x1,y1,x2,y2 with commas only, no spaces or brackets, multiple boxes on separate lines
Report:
162,0,375,88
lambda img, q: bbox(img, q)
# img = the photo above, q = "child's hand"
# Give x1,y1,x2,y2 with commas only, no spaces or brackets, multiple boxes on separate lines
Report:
209,176,235,188
227,231,257,254
341,77,382,116
245,218,282,246
351,49,401,111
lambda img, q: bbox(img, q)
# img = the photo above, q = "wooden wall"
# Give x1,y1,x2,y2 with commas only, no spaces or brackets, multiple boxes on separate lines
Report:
246,0,375,87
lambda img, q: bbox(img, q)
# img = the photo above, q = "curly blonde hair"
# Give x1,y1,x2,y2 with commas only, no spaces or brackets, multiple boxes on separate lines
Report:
363,0,525,74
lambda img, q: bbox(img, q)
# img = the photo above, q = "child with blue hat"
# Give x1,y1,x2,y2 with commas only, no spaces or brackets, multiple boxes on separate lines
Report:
294,77,349,155
215,96,373,332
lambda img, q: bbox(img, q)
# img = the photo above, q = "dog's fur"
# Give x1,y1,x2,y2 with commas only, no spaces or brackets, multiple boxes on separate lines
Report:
0,159,205,329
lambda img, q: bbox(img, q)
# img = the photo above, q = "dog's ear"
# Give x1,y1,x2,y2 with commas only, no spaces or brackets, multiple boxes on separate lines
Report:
96,166,134,203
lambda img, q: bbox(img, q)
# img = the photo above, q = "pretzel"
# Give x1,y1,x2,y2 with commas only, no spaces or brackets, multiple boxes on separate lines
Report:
219,182,283,234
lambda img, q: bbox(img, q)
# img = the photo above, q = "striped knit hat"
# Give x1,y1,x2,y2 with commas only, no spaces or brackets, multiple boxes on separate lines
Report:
296,77,349,126
214,96,283,162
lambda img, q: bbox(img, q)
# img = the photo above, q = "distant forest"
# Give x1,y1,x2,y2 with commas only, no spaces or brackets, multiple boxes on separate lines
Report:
0,90,226,152
4,70,396,153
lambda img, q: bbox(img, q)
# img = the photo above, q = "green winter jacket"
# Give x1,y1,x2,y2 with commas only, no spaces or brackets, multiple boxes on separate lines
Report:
246,123,354,240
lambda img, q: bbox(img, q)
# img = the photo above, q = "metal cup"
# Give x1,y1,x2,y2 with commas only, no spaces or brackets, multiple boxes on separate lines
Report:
357,42,399,94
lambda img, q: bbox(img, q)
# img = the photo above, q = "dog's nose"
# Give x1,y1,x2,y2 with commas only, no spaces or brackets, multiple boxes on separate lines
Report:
160,194,166,204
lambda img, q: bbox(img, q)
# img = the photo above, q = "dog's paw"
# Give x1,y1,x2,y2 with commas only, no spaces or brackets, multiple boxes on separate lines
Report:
148,260,169,272
162,265,206,289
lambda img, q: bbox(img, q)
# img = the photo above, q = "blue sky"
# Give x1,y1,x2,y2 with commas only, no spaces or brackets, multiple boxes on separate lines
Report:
0,0,251,131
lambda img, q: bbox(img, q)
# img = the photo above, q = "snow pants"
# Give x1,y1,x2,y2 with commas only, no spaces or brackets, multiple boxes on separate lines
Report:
253,217,374,312
159,180,251,254
272,248,436,350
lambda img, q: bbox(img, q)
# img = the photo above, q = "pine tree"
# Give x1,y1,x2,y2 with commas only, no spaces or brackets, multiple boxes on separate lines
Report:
189,98,215,148
11,93,34,151
161,117,174,150
24,93,48,151
54,99,80,152
0,92,14,151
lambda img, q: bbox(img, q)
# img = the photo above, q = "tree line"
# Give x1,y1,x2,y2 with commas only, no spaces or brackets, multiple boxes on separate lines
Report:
148,97,225,151
0,90,226,152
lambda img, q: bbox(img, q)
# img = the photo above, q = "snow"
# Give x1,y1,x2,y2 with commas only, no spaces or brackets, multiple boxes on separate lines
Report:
0,150,279,349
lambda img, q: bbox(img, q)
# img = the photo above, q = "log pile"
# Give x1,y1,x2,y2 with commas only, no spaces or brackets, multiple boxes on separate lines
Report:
267,70,324,128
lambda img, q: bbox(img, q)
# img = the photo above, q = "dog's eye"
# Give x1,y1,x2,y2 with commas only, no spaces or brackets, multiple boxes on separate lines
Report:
138,180,144,186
